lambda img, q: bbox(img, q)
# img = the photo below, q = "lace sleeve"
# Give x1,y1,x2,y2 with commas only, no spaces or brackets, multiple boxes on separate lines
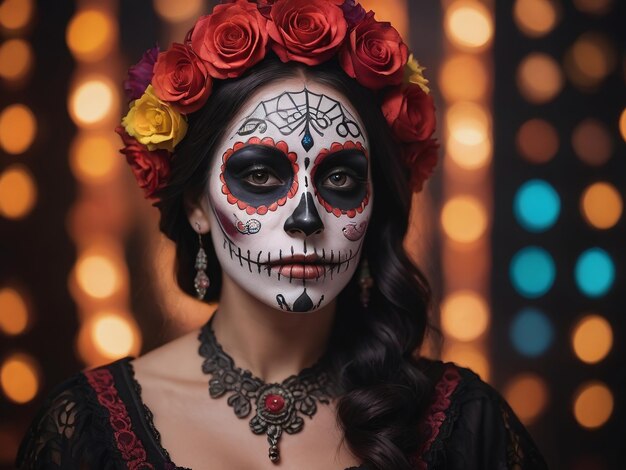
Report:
16,373,118,469
433,370,548,470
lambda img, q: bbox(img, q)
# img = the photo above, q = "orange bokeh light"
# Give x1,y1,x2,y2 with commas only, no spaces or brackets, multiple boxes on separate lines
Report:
69,77,117,127
447,136,492,170
447,101,490,145
0,39,33,82
446,102,491,169
445,1,493,50
92,312,139,359
572,118,612,166
0,104,36,154
513,0,559,38
572,314,613,364
565,33,617,90
441,196,488,244
516,119,559,164
441,290,489,341
70,133,120,183
573,0,613,16
77,311,141,366
0,287,30,335
439,54,489,102
0,0,33,31
75,253,122,300
504,373,549,425
66,9,117,63
573,382,613,429
0,353,40,404
517,53,563,104
153,0,204,23
0,164,37,219
580,182,622,230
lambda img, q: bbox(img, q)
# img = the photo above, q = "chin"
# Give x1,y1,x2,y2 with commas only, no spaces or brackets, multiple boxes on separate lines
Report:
229,270,352,313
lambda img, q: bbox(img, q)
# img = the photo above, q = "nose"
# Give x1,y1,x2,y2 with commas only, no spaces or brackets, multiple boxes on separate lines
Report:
284,192,324,237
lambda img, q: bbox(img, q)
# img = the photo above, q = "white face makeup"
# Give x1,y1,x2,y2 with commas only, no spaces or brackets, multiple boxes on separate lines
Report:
205,80,372,313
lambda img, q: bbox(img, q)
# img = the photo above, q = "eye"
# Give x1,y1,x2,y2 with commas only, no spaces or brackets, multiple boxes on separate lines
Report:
322,170,357,190
242,167,283,187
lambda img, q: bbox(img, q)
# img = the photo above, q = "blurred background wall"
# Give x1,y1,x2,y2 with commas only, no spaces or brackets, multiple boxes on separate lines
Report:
0,0,624,468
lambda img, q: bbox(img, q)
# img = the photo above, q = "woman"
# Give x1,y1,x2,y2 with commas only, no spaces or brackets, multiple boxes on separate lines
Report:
17,1,547,469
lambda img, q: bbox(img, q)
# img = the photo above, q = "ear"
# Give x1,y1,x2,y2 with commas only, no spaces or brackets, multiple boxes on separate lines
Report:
184,189,211,234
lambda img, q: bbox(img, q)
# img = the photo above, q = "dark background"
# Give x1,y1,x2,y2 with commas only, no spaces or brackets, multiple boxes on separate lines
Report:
1,0,624,468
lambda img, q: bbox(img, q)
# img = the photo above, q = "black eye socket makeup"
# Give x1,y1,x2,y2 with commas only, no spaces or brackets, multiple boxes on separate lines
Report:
313,149,368,210
223,144,295,205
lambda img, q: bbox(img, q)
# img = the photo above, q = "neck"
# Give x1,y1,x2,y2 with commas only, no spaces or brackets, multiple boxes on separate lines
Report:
211,274,337,384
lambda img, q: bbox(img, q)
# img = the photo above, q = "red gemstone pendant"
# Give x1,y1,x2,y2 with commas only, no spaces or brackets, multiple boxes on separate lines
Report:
265,393,285,413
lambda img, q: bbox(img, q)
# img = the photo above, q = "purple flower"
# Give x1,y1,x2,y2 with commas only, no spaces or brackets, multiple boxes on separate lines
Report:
123,45,159,101
341,0,367,29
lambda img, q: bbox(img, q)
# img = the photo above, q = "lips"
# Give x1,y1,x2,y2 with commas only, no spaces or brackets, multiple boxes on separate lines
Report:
268,254,333,280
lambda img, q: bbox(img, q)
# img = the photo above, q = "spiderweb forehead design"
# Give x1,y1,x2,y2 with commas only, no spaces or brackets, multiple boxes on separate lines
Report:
236,88,363,152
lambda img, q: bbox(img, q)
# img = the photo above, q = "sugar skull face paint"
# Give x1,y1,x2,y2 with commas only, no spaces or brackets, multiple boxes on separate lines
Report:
206,80,372,313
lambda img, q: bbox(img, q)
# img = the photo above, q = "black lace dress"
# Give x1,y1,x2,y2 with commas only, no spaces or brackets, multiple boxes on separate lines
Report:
16,358,547,469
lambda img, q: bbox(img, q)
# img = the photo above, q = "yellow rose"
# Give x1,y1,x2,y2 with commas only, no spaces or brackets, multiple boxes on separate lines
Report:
122,85,187,152
404,54,430,94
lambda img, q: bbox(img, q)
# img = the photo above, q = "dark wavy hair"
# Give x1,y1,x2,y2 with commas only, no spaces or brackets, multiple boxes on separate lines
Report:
155,54,433,470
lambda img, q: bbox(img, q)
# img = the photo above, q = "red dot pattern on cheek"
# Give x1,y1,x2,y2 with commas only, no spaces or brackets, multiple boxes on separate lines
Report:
219,136,299,215
311,140,371,218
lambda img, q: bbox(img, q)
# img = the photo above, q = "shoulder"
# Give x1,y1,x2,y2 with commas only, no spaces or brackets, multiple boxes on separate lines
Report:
416,359,548,470
16,358,147,469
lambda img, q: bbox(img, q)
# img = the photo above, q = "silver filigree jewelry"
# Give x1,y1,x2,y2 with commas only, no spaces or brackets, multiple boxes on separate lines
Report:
198,319,339,463
358,258,373,308
194,223,210,299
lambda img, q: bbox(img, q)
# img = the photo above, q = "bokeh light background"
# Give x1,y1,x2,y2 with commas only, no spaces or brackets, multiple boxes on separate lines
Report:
0,1,624,468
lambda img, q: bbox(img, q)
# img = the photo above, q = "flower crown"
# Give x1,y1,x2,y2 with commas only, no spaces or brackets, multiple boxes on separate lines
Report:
117,0,438,199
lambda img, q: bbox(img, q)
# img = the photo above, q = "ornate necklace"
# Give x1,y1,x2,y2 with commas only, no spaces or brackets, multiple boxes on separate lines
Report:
198,319,339,463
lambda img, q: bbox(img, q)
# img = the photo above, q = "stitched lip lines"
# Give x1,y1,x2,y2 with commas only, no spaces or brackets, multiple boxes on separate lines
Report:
221,238,360,282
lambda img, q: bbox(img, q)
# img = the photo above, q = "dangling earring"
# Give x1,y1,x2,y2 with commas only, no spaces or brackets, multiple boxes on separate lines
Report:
194,223,210,300
358,258,373,308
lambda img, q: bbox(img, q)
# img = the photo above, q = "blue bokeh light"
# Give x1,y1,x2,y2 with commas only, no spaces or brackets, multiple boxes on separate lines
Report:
514,179,561,232
510,246,556,298
510,308,554,357
575,248,615,298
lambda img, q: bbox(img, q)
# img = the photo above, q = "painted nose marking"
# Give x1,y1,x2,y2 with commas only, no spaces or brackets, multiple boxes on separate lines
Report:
283,192,324,236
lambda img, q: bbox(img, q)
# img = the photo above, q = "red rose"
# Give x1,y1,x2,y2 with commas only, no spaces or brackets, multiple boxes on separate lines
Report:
115,127,171,199
381,84,436,143
268,0,348,66
190,0,269,79
339,13,408,89
151,43,212,114
404,138,439,192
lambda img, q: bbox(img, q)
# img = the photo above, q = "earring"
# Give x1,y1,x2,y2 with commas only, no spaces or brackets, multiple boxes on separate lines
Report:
194,223,210,300
358,258,374,308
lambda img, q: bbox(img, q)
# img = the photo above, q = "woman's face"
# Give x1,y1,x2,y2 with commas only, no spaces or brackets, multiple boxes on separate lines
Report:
205,78,373,313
